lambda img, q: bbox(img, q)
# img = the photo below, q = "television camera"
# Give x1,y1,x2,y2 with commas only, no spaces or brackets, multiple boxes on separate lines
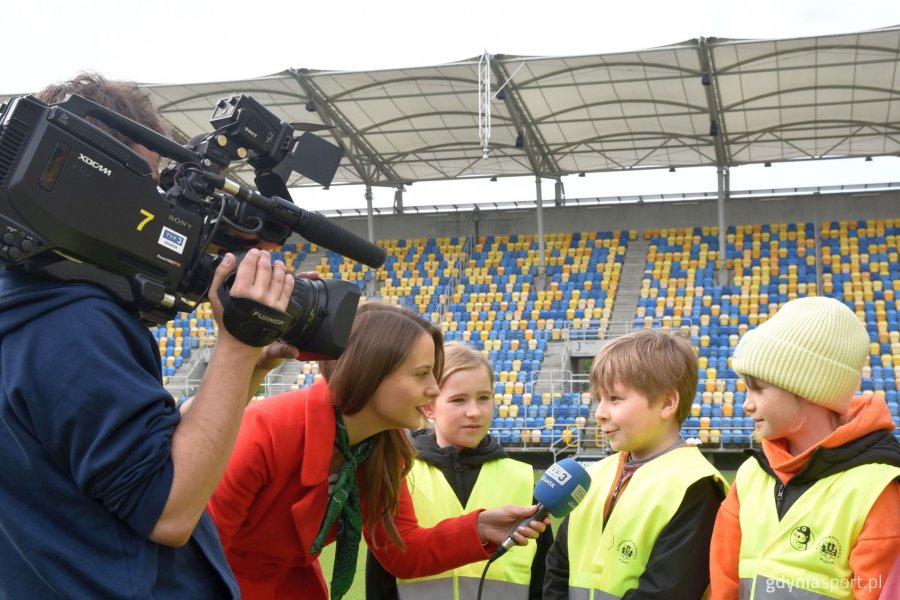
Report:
0,92,385,358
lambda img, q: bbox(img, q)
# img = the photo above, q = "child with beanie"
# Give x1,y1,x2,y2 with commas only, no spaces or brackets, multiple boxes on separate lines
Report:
709,296,900,600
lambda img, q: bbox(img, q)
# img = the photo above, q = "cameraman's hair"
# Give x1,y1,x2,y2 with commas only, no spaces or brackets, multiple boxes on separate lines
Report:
590,328,698,423
35,72,170,146
320,301,444,551
441,342,493,389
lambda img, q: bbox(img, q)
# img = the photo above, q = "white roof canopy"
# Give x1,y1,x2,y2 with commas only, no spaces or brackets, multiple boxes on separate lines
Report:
6,26,900,195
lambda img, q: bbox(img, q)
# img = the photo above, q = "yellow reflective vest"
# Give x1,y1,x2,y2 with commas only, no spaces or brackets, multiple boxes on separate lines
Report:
736,458,900,599
397,457,536,599
567,446,727,600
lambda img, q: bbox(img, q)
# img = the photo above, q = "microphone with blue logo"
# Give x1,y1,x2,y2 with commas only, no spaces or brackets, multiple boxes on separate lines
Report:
489,457,592,562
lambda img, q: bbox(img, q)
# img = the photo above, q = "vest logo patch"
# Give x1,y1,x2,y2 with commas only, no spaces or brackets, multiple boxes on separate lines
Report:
789,525,815,551
616,539,637,564
818,536,842,565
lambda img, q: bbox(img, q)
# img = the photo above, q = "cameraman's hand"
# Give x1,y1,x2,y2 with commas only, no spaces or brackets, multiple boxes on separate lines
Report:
251,271,321,370
209,249,295,346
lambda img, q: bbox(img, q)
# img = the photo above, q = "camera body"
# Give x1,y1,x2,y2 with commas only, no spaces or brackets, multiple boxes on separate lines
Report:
0,92,380,358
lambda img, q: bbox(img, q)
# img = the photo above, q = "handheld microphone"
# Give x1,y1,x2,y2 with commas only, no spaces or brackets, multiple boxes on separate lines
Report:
489,457,591,561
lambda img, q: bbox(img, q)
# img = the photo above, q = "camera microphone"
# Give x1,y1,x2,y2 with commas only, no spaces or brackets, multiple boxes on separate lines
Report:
293,209,386,269
205,173,387,268
490,457,591,562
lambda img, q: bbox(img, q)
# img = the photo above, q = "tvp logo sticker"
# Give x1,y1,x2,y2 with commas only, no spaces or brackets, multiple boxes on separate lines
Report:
544,463,573,486
159,227,187,255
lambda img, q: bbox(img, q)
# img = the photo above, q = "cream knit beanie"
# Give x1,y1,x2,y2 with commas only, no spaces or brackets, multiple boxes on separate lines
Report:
732,296,869,414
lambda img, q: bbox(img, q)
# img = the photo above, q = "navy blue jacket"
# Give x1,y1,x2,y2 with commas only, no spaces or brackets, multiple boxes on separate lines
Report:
0,271,238,598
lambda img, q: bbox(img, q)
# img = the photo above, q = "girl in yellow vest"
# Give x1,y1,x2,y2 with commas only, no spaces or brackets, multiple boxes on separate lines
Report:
544,329,728,599
709,296,900,600
366,342,552,599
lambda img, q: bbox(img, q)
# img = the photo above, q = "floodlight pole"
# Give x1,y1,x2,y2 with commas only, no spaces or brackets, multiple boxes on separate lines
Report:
365,185,375,243
536,176,547,289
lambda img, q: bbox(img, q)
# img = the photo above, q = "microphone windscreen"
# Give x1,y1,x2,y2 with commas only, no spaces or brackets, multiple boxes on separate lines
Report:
534,458,591,518
295,209,387,268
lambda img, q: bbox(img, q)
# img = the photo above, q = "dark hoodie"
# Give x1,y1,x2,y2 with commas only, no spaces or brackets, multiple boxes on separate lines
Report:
0,271,237,598
366,431,552,599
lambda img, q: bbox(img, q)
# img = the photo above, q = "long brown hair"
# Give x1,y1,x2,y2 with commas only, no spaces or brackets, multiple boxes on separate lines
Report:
320,302,444,549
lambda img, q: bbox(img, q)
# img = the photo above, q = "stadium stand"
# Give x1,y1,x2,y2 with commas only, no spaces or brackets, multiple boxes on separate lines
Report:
821,220,900,438
159,222,900,456
635,223,818,449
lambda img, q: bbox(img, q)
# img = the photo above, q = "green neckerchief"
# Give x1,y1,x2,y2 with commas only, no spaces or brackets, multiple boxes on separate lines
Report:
310,407,373,600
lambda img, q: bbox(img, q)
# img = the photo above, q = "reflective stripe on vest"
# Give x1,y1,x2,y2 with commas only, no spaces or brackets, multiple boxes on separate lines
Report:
567,446,727,599
397,577,529,600
569,588,620,600
736,459,900,600
397,457,536,600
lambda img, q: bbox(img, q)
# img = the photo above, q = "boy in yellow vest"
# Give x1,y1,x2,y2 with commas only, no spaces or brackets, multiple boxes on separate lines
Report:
544,329,728,599
710,296,900,600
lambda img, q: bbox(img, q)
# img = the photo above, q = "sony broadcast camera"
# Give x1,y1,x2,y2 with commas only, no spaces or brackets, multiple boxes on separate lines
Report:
0,92,385,359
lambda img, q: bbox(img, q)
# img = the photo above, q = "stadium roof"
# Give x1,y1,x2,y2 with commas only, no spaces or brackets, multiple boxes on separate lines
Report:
6,26,900,200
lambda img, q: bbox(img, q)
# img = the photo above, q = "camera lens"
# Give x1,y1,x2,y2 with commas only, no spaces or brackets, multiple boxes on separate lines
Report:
281,277,324,347
281,277,361,360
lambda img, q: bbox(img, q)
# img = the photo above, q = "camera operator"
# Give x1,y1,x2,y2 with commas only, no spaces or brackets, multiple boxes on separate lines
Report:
0,73,296,598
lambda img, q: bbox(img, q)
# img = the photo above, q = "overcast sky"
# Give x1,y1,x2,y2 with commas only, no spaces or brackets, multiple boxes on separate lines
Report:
5,0,900,212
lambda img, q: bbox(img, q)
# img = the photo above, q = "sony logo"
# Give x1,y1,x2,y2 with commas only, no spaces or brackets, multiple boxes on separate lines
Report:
77,153,112,176
168,215,193,229
243,126,259,138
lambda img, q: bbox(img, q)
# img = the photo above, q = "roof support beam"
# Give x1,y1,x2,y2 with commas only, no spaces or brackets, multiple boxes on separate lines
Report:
394,186,405,214
535,176,547,284
699,37,731,281
716,166,730,282
698,37,730,167
290,68,405,187
365,185,375,243
491,58,561,177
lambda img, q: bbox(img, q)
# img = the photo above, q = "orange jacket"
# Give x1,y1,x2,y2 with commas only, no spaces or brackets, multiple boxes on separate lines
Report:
709,395,900,600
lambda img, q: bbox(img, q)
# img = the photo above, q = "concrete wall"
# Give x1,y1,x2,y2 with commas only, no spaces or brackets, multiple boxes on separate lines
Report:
310,189,900,243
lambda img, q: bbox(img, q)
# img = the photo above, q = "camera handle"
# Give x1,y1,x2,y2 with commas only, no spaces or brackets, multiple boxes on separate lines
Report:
216,275,292,347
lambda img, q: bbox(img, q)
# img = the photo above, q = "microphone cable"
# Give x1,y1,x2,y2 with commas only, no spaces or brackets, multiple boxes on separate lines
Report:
476,555,495,600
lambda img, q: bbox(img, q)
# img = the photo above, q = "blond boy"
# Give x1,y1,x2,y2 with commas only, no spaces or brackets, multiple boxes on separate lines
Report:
543,329,727,599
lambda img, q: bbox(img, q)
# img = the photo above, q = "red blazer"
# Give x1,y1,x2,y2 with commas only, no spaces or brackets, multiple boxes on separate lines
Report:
208,380,491,600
